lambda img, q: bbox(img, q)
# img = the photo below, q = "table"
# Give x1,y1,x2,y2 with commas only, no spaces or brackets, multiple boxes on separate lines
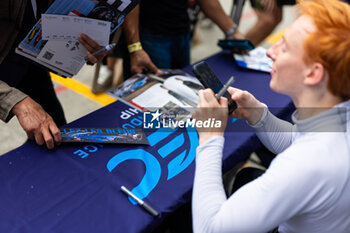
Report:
0,51,293,233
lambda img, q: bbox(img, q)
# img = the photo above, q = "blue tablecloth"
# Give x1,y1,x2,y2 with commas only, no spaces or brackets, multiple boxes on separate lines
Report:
0,51,293,233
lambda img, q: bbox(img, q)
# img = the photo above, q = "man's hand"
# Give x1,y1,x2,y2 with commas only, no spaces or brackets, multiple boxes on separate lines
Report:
130,50,162,75
227,30,250,54
193,89,228,145
122,5,161,75
227,29,245,40
227,87,265,125
12,97,61,149
78,33,106,64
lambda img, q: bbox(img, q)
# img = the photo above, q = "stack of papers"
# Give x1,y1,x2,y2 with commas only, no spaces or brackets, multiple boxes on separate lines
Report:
15,0,139,77
41,14,110,44
35,14,110,77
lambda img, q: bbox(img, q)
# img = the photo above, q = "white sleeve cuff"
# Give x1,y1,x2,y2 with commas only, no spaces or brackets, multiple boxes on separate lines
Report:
197,136,225,153
246,103,269,128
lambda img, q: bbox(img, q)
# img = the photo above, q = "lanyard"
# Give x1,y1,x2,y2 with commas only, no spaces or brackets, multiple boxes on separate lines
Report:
31,0,37,19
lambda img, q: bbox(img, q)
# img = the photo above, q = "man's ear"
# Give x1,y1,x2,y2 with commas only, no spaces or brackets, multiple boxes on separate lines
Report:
304,62,325,86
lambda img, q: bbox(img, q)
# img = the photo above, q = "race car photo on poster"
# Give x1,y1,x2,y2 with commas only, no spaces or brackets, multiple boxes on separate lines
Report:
60,128,149,145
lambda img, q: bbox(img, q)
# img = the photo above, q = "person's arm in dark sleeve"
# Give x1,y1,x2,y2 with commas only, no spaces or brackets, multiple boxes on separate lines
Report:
0,80,61,149
0,80,27,122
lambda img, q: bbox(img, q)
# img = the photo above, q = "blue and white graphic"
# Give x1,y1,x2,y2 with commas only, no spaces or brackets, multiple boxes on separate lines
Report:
234,47,273,73
143,110,162,129
107,126,198,204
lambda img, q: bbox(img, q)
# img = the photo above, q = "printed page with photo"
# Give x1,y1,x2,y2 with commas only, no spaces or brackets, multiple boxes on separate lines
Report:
108,70,204,121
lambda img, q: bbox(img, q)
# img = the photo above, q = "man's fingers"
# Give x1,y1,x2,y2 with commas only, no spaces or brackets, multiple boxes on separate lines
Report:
147,61,160,74
42,128,54,150
230,90,243,101
198,88,218,105
26,130,35,140
227,87,247,102
78,37,94,52
203,89,220,106
78,33,100,51
155,69,163,76
34,130,45,147
199,89,212,104
86,51,98,64
49,123,61,146
227,86,239,95
219,97,228,107
96,51,108,60
198,90,205,107
78,33,104,64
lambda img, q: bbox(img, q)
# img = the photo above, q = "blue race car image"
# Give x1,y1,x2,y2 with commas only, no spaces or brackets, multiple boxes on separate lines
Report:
62,132,143,143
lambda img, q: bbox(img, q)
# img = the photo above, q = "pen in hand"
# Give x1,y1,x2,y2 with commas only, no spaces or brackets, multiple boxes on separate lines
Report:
216,76,235,101
84,43,116,61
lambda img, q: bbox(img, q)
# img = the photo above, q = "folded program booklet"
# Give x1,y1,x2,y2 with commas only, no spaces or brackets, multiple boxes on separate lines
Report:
108,70,204,124
60,128,149,145
108,70,203,111
16,0,139,78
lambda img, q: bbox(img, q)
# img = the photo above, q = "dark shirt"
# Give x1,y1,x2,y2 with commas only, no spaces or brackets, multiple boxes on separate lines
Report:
15,2,36,47
4,0,52,86
14,0,51,48
139,0,190,35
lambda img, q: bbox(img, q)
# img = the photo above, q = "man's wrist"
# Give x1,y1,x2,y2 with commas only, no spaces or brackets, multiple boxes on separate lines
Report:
11,97,29,116
198,132,224,145
128,42,143,53
225,24,238,38
247,103,268,126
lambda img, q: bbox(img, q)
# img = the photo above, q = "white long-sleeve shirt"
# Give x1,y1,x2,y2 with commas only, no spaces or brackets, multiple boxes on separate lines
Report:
192,100,350,233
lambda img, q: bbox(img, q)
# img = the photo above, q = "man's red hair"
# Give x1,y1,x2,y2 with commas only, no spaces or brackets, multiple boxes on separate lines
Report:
299,0,350,100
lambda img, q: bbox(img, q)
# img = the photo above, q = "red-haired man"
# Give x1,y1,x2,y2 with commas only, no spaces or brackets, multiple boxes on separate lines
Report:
192,0,350,232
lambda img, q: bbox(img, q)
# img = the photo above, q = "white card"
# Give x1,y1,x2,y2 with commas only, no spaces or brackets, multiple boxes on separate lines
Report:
37,40,86,76
41,14,110,46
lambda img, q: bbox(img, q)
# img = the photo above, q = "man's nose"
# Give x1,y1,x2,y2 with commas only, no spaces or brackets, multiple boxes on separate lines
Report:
266,44,277,61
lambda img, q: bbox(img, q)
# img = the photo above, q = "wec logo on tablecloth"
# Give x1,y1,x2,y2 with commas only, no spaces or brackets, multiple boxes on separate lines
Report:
106,126,198,205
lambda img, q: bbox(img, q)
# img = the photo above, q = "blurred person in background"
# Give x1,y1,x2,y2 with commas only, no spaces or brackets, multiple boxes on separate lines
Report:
122,0,244,75
245,0,296,46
